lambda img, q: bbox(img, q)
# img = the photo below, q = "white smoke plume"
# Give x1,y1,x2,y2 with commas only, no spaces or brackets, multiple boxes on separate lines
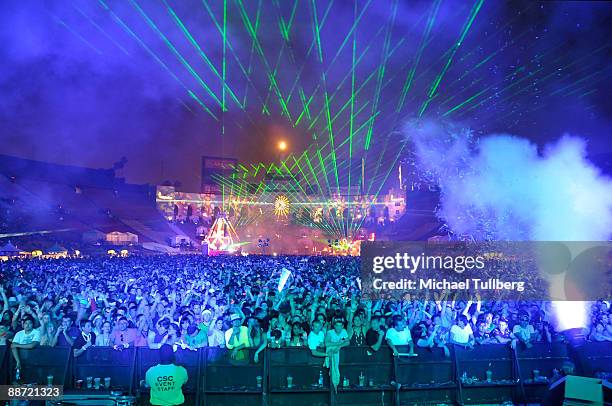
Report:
404,119,612,242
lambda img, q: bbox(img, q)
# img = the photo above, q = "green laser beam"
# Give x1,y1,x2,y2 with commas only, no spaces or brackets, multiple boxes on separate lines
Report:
73,5,130,55
418,0,484,117
364,0,399,151
234,0,292,120
396,0,441,113
50,14,102,55
202,0,269,110
162,0,243,109
98,0,218,120
129,0,224,108
222,0,227,134
242,0,263,109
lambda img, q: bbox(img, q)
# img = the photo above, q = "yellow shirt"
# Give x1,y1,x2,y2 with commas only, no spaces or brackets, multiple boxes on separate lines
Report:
224,326,249,349
145,363,188,406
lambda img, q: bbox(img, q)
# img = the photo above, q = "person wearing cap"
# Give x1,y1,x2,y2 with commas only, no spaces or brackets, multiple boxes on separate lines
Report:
224,313,249,359
512,312,535,349
144,344,188,406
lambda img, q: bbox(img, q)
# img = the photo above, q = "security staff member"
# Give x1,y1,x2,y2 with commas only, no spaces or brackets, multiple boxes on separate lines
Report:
144,344,188,405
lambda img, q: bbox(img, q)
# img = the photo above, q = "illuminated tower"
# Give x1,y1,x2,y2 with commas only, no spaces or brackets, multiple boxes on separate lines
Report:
204,214,239,252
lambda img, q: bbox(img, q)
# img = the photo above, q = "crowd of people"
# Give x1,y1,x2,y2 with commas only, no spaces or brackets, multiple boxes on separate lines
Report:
1,255,611,373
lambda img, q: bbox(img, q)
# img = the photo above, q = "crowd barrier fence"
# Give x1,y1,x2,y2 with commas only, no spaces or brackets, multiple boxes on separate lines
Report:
1,342,610,405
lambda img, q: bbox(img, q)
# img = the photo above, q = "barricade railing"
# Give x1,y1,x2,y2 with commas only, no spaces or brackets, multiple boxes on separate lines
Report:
395,346,455,405
268,346,330,406
455,343,515,404
74,346,136,392
0,346,8,386
203,347,263,406
4,341,611,405
515,341,571,403
580,341,612,376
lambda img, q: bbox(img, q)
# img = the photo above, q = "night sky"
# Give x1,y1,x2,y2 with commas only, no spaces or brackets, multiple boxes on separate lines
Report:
1,0,610,190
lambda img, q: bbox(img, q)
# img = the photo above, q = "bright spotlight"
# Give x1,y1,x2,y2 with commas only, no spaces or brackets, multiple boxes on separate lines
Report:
278,140,287,151
553,301,588,331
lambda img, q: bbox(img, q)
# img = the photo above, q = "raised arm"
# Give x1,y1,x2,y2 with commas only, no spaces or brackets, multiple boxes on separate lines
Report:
0,284,8,314
346,303,356,337
11,305,22,331
462,300,473,317
475,292,482,314
309,299,318,324
425,325,439,347
235,303,246,321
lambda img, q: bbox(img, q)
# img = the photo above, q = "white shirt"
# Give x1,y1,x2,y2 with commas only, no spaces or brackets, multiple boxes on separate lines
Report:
385,327,413,345
13,329,41,345
450,324,473,344
307,330,325,350
208,329,225,347
326,329,348,344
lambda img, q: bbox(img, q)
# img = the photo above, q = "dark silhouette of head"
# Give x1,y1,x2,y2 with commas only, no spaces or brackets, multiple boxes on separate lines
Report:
159,344,175,365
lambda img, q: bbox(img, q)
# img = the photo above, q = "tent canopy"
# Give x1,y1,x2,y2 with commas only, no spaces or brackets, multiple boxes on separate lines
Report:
107,231,137,237
47,244,67,253
0,241,19,253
